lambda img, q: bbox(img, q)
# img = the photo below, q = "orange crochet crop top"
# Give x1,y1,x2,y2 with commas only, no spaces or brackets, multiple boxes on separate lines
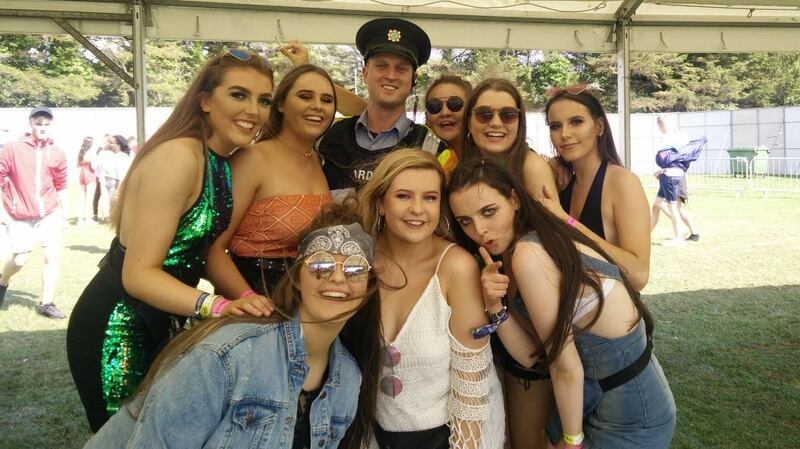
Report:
229,193,333,258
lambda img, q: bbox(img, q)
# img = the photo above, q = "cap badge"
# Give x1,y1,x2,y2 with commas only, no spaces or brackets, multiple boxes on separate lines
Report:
387,29,401,42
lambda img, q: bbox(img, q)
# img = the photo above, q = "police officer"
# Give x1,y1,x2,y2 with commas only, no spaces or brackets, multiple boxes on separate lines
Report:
319,17,444,199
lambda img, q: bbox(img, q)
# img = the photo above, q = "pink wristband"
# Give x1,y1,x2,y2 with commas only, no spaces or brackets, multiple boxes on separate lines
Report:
240,288,257,298
211,297,230,318
566,216,578,228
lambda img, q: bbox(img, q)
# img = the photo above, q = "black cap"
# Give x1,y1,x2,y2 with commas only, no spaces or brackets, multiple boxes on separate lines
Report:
356,18,431,69
29,106,53,119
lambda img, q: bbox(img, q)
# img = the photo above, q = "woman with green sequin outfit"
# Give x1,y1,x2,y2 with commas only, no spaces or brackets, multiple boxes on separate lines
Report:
67,49,275,432
205,65,336,301
85,203,382,449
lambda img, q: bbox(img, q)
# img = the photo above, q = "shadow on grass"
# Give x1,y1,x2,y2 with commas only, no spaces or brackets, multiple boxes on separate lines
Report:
65,244,108,255
644,284,800,448
1,290,37,310
0,328,92,449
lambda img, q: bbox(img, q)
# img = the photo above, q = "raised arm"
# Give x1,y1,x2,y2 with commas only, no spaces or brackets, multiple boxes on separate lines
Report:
280,40,366,117
442,245,504,449
512,242,584,446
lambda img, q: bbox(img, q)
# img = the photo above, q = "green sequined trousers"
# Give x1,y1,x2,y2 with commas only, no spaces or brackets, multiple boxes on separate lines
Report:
100,301,155,415
68,148,233,430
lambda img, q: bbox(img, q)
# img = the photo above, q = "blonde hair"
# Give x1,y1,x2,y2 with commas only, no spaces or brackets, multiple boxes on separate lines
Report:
356,149,450,240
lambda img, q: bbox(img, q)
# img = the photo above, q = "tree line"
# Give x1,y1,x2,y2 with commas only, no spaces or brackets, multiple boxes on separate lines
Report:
1,35,799,112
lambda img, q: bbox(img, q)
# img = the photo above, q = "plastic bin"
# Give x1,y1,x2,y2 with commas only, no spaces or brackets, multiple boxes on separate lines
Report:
727,146,769,176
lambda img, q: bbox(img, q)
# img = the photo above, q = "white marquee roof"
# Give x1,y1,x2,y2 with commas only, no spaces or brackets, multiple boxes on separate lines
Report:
2,1,799,53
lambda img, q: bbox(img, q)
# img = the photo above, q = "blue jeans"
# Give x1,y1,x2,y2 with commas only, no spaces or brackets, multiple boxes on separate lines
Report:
547,319,676,449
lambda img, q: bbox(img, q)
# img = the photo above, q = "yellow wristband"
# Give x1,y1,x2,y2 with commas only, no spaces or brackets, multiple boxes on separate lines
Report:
563,432,584,446
199,294,218,320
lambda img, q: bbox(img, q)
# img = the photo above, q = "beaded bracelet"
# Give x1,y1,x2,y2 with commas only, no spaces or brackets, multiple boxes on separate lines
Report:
566,216,578,228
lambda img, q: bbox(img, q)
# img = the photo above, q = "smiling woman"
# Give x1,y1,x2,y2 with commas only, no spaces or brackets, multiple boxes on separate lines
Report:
66,49,276,432
206,64,337,303
84,202,383,449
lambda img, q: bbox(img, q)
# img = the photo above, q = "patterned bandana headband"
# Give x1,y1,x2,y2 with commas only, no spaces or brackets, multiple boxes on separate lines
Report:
297,223,374,264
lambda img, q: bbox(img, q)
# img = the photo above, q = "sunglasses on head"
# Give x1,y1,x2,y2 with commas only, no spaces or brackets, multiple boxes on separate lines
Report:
223,48,273,71
425,96,465,115
305,251,371,282
472,106,520,125
546,84,595,99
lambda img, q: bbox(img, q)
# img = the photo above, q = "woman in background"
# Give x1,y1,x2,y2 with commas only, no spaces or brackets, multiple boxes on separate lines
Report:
77,136,96,225
423,75,472,175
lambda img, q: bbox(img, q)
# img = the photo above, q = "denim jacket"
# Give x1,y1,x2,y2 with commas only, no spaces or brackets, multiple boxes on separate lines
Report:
85,319,362,449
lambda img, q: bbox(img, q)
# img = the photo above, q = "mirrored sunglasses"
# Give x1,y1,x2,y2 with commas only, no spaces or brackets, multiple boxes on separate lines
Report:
305,251,370,282
472,106,520,125
223,48,273,71
425,96,465,115
380,345,403,397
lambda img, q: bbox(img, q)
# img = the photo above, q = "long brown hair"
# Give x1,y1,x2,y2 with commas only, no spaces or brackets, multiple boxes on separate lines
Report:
110,49,274,229
544,85,622,168
260,64,337,141
77,136,93,164
462,78,529,180
447,158,653,364
126,202,380,449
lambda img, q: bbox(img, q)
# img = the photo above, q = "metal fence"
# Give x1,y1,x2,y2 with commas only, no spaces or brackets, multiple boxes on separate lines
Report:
639,157,800,197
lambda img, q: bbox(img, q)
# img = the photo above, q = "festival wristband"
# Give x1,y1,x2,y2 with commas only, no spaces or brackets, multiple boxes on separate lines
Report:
240,288,257,298
566,216,578,228
563,431,584,446
472,305,510,339
211,297,231,318
193,292,210,319
199,294,219,320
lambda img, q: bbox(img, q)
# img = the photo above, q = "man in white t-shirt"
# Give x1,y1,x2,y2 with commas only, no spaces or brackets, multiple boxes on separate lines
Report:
650,115,700,246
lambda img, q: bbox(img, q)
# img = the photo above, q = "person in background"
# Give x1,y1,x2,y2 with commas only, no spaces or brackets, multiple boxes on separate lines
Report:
318,17,444,200
650,114,700,244
85,203,382,449
77,136,97,225
95,135,132,219
424,75,472,176
0,107,68,318
448,158,675,449
66,49,274,432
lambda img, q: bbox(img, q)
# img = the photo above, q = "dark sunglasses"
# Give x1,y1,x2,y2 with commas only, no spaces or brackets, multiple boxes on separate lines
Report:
380,345,403,398
305,251,371,282
223,48,273,71
425,96,464,115
472,106,520,125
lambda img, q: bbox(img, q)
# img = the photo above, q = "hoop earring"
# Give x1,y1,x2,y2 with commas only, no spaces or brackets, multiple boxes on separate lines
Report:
377,213,385,233
467,132,473,142
435,215,451,238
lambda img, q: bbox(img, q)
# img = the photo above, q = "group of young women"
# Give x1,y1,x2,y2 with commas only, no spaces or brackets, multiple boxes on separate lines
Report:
66,46,675,449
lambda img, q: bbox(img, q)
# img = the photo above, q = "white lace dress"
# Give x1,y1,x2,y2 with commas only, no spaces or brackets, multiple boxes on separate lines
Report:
373,244,506,449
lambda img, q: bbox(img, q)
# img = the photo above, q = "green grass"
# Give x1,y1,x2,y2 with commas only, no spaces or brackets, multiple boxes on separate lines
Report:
1,190,799,448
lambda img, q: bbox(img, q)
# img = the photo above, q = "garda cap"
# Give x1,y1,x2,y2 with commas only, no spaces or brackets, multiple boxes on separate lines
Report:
356,18,431,69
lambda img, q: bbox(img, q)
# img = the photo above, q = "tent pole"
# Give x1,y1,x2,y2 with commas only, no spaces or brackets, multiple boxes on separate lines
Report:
616,20,632,168
132,0,147,146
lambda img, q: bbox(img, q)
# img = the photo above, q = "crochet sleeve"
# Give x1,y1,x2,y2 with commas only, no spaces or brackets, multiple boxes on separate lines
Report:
447,334,505,449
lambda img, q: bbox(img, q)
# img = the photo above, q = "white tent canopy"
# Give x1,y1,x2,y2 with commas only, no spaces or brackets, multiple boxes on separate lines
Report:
2,0,799,163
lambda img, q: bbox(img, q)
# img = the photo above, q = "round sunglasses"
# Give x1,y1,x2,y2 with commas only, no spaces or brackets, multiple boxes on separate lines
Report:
305,251,371,282
380,345,403,398
472,106,521,125
425,96,465,115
